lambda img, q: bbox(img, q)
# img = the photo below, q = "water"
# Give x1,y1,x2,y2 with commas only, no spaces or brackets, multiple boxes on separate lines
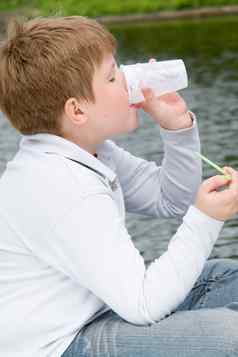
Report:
1,15,238,264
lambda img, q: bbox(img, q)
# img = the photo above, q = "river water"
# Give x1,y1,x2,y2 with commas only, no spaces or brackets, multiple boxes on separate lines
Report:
1,15,238,264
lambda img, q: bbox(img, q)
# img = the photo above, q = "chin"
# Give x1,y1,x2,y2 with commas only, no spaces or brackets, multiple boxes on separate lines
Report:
118,110,139,135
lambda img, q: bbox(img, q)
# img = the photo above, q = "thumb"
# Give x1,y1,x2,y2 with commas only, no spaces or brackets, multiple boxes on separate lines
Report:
141,87,155,101
202,174,230,193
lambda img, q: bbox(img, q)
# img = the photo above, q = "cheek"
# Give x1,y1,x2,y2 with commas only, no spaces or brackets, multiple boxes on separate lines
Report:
112,87,130,112
107,82,129,103
95,84,130,119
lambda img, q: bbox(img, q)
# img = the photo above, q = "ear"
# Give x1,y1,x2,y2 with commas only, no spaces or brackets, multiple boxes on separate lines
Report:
64,97,88,126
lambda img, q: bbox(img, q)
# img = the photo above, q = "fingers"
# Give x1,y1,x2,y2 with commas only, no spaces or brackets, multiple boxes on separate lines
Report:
218,167,238,214
202,174,231,193
202,166,238,212
141,58,156,99
222,166,238,192
141,87,154,100
223,166,237,181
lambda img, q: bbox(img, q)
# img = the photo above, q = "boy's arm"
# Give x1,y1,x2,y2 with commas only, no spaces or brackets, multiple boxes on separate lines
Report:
109,111,202,218
35,193,223,325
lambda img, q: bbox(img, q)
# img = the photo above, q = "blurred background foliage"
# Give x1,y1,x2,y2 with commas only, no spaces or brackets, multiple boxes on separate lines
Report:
0,0,238,17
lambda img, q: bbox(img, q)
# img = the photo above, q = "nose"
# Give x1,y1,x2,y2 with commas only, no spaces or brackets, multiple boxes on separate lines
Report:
120,69,128,93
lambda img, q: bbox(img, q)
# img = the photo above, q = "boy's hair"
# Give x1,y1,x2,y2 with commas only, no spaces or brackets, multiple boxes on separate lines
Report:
0,16,117,135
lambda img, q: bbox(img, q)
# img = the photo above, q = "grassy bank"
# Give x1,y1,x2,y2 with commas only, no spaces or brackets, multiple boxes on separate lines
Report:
0,0,238,17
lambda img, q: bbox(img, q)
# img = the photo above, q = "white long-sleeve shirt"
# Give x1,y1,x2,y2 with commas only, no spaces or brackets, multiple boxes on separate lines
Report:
0,114,224,357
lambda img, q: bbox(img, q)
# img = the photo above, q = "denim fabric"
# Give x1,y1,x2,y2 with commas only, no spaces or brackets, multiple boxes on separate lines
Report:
61,258,238,356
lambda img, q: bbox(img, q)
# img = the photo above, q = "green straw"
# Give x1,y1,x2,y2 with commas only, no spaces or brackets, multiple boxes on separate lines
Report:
195,152,232,180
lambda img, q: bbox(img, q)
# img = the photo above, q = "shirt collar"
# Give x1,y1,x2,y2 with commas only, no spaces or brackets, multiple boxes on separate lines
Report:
19,133,117,184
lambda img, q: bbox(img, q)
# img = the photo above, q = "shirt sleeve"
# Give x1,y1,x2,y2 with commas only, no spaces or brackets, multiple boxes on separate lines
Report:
109,112,202,218
40,193,224,326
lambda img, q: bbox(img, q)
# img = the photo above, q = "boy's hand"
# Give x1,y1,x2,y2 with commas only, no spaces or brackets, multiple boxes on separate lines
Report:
195,166,238,221
136,58,192,130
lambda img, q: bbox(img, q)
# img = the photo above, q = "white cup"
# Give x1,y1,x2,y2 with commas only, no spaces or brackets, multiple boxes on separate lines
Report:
120,59,188,104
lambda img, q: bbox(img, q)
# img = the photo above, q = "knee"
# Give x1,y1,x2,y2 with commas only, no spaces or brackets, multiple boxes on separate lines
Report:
203,258,238,280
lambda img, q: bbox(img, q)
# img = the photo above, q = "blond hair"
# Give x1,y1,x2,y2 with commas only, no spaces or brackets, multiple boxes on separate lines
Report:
0,16,117,135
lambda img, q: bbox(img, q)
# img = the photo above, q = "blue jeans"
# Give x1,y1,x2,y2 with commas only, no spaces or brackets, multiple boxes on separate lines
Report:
61,259,238,356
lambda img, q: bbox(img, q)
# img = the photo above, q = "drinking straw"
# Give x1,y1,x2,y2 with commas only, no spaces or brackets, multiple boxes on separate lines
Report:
195,152,232,180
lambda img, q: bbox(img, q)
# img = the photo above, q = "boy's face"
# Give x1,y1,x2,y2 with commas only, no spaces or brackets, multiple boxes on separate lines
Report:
87,53,139,140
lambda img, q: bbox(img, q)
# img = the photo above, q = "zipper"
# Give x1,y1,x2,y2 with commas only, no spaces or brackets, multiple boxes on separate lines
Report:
45,152,118,191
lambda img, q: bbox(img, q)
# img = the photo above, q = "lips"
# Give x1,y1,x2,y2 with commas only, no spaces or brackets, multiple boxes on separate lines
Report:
130,103,142,109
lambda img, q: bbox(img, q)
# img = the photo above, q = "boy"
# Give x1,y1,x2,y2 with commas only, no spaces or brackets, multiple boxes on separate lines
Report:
0,16,238,357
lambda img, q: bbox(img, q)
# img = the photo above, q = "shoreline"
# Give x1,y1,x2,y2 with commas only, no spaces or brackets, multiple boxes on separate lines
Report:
97,5,238,25
0,5,238,31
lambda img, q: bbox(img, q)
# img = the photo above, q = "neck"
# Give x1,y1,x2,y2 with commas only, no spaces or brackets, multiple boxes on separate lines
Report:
62,132,101,157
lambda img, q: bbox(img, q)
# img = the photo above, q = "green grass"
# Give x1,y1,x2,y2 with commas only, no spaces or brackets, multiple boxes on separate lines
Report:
0,0,238,17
